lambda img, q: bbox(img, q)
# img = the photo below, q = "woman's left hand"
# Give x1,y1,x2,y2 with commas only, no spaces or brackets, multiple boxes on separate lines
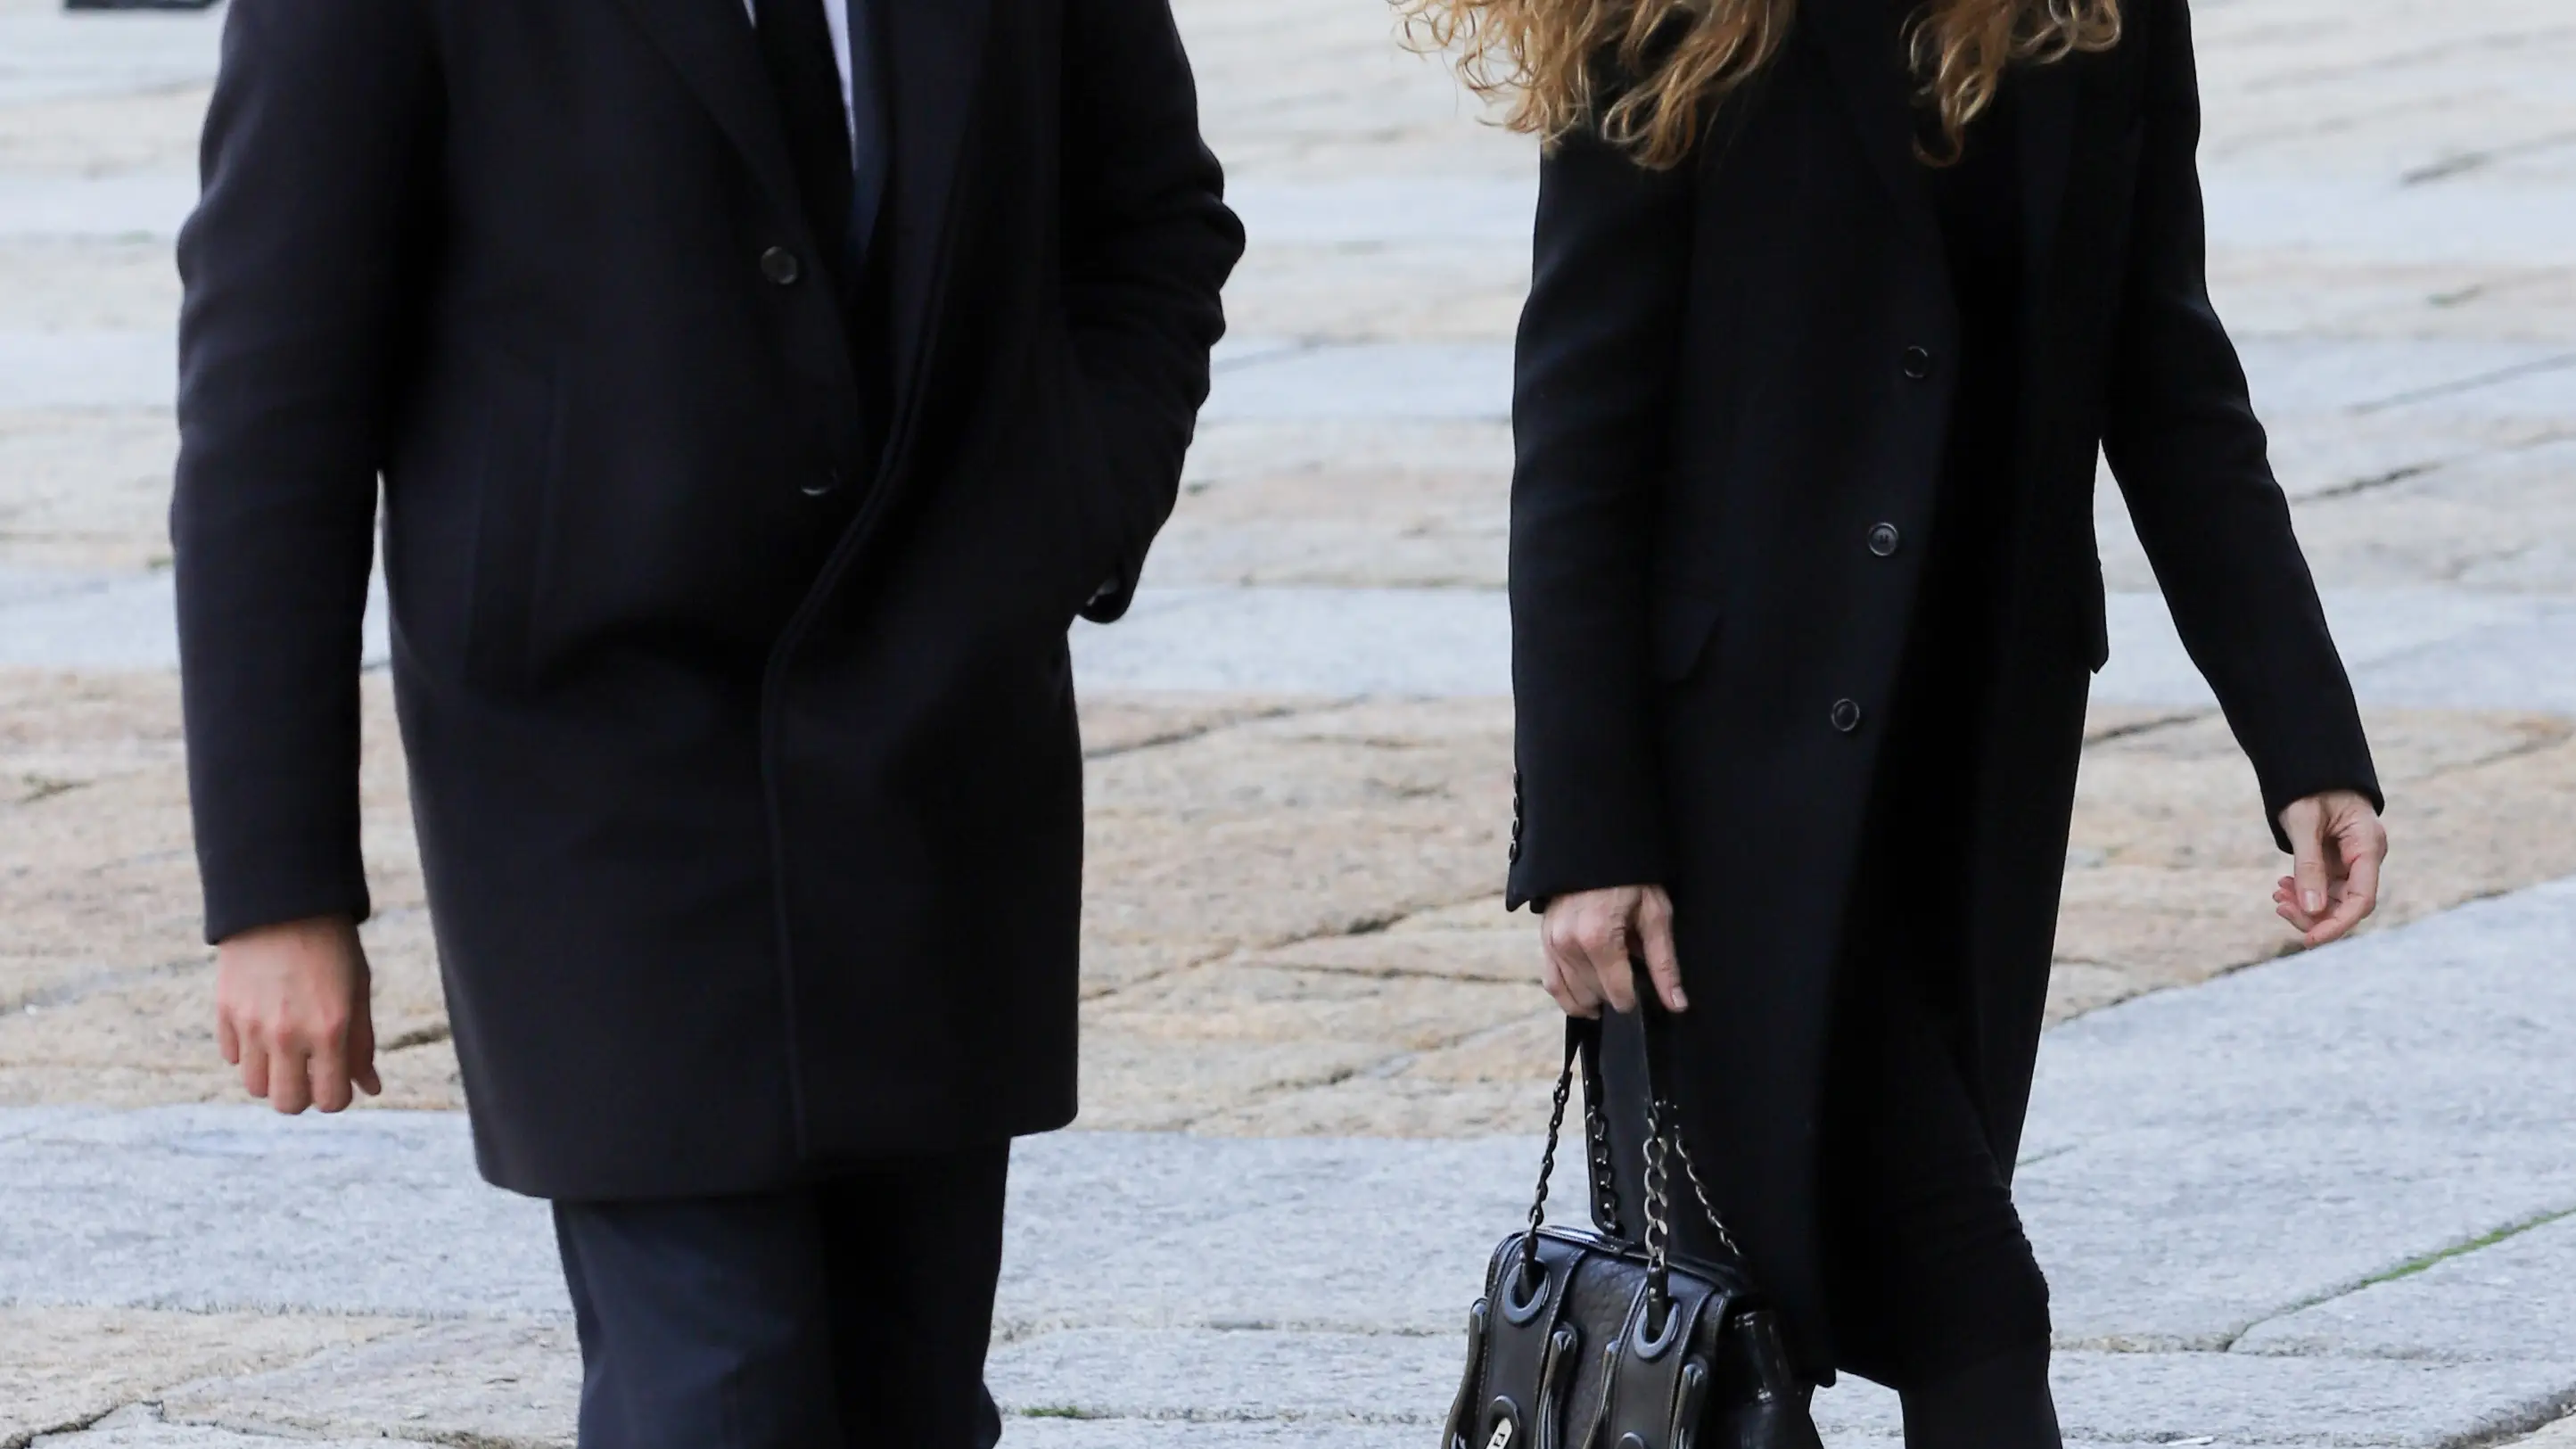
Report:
2274,790,2388,948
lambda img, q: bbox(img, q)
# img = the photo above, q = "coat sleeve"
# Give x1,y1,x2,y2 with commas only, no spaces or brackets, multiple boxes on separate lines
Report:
1504,126,1695,910
1058,0,1245,624
2098,0,2381,848
172,0,440,943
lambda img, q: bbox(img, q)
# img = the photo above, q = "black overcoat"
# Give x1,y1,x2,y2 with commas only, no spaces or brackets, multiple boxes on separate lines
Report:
173,0,1243,1198
1504,0,2379,1368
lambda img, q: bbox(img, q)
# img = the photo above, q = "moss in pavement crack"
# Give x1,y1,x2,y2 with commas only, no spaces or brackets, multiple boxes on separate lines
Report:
2357,1205,2576,1288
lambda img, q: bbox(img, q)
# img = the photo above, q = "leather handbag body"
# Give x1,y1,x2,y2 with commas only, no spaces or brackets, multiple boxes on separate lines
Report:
1441,1006,1821,1449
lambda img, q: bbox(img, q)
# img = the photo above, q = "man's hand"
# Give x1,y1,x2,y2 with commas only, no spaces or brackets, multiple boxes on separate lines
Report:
2274,790,2388,949
1539,885,1687,1017
214,916,379,1114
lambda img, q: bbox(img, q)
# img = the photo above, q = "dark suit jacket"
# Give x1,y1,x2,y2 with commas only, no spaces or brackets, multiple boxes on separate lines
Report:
173,0,1243,1198
1504,0,2376,1371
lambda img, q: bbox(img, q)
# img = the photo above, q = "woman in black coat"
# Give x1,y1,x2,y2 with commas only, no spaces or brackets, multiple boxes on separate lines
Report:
1407,0,2392,1439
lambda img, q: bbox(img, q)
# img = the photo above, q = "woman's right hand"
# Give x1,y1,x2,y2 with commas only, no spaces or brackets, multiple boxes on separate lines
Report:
1540,885,1688,1017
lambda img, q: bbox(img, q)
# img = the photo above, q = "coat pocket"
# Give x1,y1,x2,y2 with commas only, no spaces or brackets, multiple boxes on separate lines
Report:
1048,341,1129,621
463,350,561,689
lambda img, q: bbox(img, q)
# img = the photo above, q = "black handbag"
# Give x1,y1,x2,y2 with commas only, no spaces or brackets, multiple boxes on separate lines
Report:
1441,1003,1821,1449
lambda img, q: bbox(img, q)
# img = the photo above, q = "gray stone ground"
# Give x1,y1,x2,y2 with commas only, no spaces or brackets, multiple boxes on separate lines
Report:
2,0,2572,1444
7,880,2576,1445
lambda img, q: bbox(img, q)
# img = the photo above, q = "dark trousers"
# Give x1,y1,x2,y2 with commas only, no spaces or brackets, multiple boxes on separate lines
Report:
551,1144,1011,1449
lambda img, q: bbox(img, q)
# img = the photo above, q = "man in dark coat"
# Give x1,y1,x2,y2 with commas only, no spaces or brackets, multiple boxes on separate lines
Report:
173,0,1241,1441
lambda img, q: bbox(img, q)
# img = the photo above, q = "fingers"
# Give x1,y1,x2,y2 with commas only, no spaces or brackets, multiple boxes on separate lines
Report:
2308,815,2387,948
309,1029,354,1115
1583,925,1639,1015
1635,888,1687,1013
1540,893,1623,1017
2283,803,2331,921
238,1023,271,1102
2273,875,2319,933
267,1035,316,1115
1539,888,1678,1017
217,1008,241,1068
1539,906,1604,1017
350,1000,383,1099
1540,943,1599,1017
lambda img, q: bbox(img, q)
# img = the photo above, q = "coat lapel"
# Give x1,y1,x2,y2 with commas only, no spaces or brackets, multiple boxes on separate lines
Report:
1801,0,1939,251
610,0,805,228
878,0,996,413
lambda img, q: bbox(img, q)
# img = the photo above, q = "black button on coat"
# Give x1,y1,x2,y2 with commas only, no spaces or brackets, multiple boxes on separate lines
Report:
173,0,1244,1199
1505,0,2377,1371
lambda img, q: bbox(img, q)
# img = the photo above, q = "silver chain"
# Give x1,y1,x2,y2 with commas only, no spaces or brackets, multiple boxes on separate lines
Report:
1669,1130,1743,1256
1640,1100,1674,1284
1584,1091,1625,1237
1520,1049,1576,1282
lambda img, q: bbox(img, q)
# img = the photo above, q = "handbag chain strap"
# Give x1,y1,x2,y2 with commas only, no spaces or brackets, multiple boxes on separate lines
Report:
1518,1032,1582,1288
1524,1011,1743,1311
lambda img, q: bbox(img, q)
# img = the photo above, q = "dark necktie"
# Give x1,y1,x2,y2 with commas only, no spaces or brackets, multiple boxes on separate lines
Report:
844,0,888,273
752,0,855,280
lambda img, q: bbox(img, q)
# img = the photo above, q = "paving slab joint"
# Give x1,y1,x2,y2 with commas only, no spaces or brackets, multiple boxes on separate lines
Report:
1077,886,1510,1006
6,1398,126,1449
2081,706,2214,745
2357,1206,2576,1292
1079,697,1344,762
2457,1392,2576,1449
2219,1203,2576,1356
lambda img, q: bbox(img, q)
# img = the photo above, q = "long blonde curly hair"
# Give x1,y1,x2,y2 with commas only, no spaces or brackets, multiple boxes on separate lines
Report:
1397,0,2122,169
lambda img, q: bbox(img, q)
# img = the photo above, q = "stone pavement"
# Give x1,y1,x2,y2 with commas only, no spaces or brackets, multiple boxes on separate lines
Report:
2,0,2572,1443
7,878,2576,1445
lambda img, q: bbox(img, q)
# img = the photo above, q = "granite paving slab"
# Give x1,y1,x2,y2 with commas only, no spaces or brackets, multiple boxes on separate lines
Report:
1195,172,2576,269
0,177,194,241
0,331,169,410
1187,333,2564,432
1803,1351,2576,1447
2021,877,2576,1348
987,1329,1452,1424
2199,176,2576,270
0,1106,565,1319
1225,178,1534,247
0,14,220,109
2518,1414,2576,1448
155,1321,576,1447
2095,591,2576,713
0,567,389,671
34,1418,436,1449
1069,586,1510,696
0,1309,406,1449
2351,608,2576,714
2,877,2572,1445
1058,583,2576,709
2233,1211,2576,1365
996,1426,1420,1449
1203,342,1513,424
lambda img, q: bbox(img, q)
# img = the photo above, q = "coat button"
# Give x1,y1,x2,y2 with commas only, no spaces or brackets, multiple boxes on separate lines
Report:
800,468,843,498
761,247,802,285
1831,698,1864,733
1867,523,1901,556
1902,345,1933,380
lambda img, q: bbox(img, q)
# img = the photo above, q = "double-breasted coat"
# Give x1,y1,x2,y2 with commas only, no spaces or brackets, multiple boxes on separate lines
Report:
173,0,1243,1199
1504,0,2380,1368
